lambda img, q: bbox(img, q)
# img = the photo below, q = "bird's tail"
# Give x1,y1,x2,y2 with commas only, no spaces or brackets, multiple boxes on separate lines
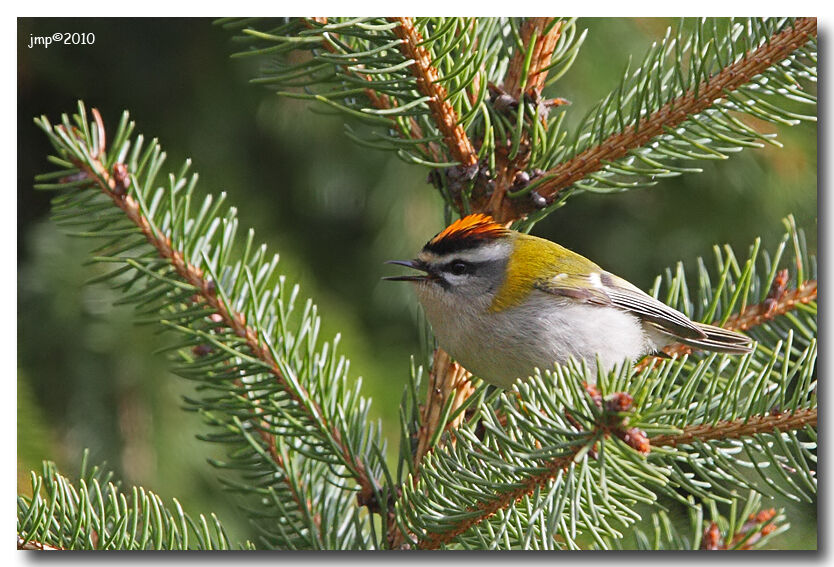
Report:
675,322,753,354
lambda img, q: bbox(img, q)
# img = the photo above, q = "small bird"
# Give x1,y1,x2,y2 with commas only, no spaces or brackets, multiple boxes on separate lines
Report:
386,214,752,389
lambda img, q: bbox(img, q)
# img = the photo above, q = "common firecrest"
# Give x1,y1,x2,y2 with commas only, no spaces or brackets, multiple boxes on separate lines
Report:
386,214,752,389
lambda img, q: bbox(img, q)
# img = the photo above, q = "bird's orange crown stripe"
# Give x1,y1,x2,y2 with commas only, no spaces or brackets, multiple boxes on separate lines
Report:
429,214,509,245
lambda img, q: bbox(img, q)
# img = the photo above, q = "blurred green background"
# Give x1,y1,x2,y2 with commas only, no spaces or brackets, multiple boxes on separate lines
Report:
18,18,816,548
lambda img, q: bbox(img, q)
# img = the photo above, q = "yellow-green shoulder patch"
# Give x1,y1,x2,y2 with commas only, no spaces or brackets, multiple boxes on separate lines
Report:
489,234,605,312
490,235,553,311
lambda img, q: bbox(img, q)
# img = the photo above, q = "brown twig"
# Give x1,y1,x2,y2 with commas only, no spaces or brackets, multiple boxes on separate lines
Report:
388,17,479,167
63,113,377,512
502,18,563,99
723,279,817,331
414,349,474,468
245,380,322,533
651,408,816,448
307,17,444,163
417,408,815,549
417,446,583,549
485,18,565,221
495,16,817,222
18,537,62,550
388,349,474,548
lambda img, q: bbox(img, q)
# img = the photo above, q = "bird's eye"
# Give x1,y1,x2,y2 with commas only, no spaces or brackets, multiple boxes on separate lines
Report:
449,261,469,275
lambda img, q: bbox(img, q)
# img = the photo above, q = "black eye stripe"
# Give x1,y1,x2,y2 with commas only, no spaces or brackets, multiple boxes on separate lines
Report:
448,260,468,275
430,259,498,289
439,259,491,275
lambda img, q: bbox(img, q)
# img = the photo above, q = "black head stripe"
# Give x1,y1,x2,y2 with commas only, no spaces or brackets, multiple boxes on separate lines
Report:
423,235,490,256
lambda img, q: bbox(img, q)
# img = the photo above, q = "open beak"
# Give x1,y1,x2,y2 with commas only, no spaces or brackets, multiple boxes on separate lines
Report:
383,259,433,282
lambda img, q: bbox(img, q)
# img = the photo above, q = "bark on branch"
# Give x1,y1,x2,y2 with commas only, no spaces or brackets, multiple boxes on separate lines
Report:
389,17,479,167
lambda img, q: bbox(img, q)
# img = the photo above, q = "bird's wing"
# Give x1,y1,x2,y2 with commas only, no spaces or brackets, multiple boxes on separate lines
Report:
535,271,706,340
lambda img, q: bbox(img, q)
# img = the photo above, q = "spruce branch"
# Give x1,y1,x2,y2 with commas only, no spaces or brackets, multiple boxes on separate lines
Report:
227,17,497,169
33,102,389,549
413,404,815,550
499,17,817,222
18,458,240,550
52,111,375,501
225,17,813,223
306,17,445,163
723,279,817,332
415,439,584,549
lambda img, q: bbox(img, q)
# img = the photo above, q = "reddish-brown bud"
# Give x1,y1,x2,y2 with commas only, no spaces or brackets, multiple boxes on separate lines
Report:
112,163,130,197
582,382,602,406
754,508,777,523
763,269,789,316
588,441,599,460
605,392,634,413
702,522,723,550
59,171,90,184
192,344,212,357
624,427,650,454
